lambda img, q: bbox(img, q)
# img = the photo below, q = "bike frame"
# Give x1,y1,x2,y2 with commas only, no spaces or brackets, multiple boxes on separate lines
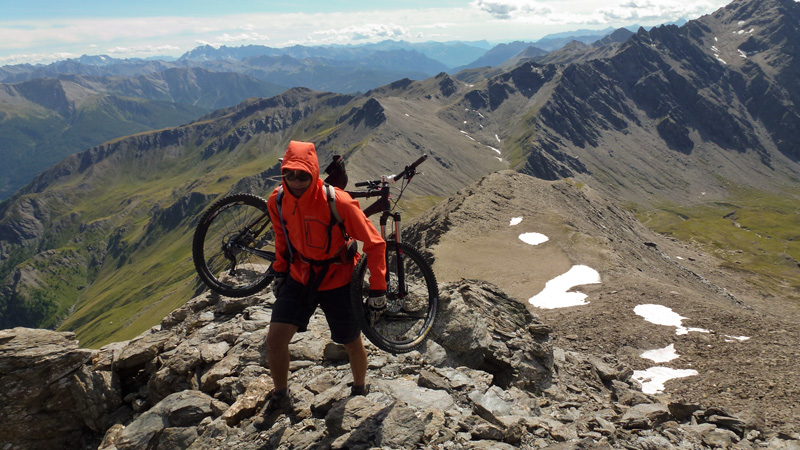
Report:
348,178,402,244
348,169,421,300
229,156,426,297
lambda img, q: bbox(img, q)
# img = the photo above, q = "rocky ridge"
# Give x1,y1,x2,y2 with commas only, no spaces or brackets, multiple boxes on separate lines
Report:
2,278,798,450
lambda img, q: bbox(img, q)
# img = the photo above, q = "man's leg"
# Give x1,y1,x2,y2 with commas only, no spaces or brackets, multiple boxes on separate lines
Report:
265,322,299,391
344,335,368,388
318,283,368,393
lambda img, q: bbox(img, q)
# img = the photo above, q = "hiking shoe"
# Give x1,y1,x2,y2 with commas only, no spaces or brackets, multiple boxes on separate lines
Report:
350,384,369,397
264,389,293,416
253,389,293,430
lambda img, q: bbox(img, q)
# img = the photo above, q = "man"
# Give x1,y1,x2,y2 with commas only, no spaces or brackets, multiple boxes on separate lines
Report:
263,140,387,415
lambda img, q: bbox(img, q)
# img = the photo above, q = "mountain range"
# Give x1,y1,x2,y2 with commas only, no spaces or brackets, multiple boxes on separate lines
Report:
1,0,799,352
0,33,607,201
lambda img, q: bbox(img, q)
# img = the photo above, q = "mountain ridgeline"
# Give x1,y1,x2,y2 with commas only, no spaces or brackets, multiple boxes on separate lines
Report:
1,0,799,346
0,28,639,200
0,68,286,199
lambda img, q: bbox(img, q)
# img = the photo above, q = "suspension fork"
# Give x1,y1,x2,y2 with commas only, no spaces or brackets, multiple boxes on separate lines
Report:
380,211,407,297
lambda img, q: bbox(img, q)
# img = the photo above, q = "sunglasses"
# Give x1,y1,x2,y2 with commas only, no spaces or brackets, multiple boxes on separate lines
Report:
283,170,312,182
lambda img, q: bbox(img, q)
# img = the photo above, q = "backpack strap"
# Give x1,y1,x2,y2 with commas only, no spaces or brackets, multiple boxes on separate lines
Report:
324,183,344,226
276,186,294,263
277,183,348,262
323,183,349,254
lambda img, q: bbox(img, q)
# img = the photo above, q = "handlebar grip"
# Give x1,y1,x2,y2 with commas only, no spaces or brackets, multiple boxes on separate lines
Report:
392,154,428,181
409,154,428,170
354,181,370,187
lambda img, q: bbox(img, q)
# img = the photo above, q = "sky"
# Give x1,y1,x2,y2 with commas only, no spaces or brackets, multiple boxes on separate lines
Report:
1,0,732,65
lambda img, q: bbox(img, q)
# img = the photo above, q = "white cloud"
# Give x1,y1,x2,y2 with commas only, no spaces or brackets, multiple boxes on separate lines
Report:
471,0,728,26
217,32,270,43
309,23,410,44
105,44,182,57
599,0,721,23
0,1,731,64
0,52,78,65
473,0,552,20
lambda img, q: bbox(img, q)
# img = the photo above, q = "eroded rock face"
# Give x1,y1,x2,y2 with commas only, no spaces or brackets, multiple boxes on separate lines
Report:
0,327,121,450
2,280,798,450
433,281,553,392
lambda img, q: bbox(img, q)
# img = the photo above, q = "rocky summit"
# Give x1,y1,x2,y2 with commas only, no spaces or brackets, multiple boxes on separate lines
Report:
2,279,798,450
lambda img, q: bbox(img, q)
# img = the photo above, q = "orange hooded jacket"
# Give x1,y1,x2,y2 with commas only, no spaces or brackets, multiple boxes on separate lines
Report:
267,141,387,291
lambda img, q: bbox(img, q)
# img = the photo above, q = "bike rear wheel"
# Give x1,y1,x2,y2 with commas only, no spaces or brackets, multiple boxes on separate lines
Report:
192,193,276,297
351,241,438,353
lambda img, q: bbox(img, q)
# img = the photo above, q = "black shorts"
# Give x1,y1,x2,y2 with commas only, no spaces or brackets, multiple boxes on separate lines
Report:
270,276,360,344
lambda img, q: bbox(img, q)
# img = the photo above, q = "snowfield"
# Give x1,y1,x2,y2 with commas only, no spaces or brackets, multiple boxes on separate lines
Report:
510,216,751,394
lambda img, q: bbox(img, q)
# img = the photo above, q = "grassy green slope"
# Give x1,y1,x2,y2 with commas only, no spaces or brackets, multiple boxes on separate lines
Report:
0,96,207,199
60,151,281,346
635,185,800,304
0,90,359,347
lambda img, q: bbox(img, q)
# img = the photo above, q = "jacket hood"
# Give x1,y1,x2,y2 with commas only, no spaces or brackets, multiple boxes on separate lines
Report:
281,141,320,195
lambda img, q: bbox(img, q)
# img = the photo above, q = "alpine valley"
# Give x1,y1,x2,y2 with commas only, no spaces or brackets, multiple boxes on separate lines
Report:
1,0,800,440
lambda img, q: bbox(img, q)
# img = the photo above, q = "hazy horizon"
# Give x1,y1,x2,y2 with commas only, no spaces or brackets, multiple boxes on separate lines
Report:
1,0,729,66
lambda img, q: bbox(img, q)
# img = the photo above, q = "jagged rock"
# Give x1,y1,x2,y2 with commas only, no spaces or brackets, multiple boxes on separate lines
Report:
610,379,652,406
469,386,539,427
220,374,273,426
701,428,741,447
114,329,172,371
418,368,450,391
312,382,351,416
621,403,672,429
3,278,800,450
592,416,617,435
347,98,385,128
322,342,349,361
587,355,631,381
433,280,553,392
97,423,125,450
115,390,224,450
215,295,259,315
324,395,391,440
0,327,120,450
706,413,747,435
374,378,455,412
668,400,703,421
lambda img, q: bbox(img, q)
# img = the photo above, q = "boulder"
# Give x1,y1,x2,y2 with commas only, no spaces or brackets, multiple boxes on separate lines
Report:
0,327,121,450
433,280,553,392
115,390,225,450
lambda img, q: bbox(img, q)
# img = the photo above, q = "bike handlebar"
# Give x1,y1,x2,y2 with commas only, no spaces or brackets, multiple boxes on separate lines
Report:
354,154,428,187
394,154,428,181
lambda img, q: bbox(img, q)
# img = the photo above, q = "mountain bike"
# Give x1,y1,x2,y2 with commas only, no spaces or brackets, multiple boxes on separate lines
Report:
192,155,438,353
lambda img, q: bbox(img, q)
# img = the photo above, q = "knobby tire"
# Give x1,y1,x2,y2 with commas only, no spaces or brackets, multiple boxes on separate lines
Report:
351,241,438,353
192,193,276,297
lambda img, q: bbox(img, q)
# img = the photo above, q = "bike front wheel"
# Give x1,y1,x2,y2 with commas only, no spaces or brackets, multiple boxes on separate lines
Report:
192,193,276,297
351,241,438,353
